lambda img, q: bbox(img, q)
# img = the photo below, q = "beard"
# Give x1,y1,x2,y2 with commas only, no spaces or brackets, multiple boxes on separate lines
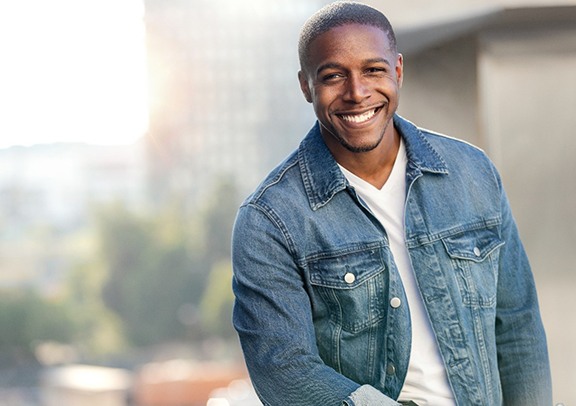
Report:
321,120,390,153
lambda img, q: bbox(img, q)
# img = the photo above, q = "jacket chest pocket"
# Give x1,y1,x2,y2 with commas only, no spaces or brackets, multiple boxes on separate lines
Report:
308,246,389,334
442,227,504,308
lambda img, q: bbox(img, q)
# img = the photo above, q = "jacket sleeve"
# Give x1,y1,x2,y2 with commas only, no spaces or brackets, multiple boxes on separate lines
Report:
232,203,399,406
494,175,553,405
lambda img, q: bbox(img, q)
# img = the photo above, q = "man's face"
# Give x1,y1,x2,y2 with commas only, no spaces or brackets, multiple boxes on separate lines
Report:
298,24,403,154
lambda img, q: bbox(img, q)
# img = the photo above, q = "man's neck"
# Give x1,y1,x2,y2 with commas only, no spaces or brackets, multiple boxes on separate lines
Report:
330,127,401,189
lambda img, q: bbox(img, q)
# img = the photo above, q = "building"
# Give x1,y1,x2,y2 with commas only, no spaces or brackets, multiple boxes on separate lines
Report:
143,0,329,210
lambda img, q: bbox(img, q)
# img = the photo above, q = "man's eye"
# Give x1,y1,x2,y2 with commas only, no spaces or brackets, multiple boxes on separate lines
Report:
366,67,386,74
322,73,343,82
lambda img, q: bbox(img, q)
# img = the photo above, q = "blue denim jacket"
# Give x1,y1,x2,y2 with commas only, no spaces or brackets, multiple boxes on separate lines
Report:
232,115,552,406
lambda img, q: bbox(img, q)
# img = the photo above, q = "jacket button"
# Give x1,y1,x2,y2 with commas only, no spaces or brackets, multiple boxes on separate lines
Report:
386,363,396,375
473,247,481,256
344,272,356,284
390,297,401,308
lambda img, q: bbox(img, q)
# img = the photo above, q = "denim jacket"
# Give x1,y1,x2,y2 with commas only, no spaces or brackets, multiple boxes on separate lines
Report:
232,115,552,406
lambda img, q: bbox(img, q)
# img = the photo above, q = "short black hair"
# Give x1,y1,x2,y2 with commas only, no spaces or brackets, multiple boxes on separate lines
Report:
298,1,397,72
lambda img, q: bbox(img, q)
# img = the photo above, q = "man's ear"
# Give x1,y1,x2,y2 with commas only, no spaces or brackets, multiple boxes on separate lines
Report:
298,70,313,103
396,53,404,88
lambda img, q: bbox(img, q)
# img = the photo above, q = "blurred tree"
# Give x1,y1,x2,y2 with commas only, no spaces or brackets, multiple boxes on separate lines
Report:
199,260,235,338
97,178,241,348
201,177,240,265
66,260,125,356
0,290,77,359
197,178,239,338
0,178,243,364
99,203,206,347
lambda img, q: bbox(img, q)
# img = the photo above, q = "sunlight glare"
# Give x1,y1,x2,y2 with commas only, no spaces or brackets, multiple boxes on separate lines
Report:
0,0,148,148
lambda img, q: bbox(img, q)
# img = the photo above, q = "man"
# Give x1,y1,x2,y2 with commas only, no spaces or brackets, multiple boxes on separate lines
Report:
231,2,552,405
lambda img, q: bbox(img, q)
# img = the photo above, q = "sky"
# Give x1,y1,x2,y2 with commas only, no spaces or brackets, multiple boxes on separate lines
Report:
0,0,148,148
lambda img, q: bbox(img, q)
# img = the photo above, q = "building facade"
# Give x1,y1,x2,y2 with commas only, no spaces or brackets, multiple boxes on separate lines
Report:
143,0,332,209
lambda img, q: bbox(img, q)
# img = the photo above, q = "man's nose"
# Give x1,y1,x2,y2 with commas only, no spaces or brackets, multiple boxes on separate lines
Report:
343,74,370,103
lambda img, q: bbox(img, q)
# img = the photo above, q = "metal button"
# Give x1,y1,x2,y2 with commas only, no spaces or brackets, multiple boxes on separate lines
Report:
473,247,481,257
386,363,396,375
344,272,356,284
390,297,402,308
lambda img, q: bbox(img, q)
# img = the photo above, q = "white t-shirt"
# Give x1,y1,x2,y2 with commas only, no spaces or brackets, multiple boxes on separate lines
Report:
339,139,456,405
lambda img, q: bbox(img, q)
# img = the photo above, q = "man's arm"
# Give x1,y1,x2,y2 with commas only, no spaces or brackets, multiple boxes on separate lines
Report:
232,204,398,406
495,181,553,405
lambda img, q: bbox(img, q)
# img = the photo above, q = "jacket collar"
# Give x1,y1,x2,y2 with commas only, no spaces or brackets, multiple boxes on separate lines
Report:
298,114,449,211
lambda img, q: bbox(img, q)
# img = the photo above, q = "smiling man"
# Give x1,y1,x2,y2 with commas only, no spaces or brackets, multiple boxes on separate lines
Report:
232,2,552,405
298,23,402,188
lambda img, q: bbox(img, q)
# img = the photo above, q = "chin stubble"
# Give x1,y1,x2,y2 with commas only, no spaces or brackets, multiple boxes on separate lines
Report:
324,120,390,153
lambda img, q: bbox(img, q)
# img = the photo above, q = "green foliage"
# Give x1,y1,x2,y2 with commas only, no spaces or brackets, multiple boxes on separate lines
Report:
0,225,124,364
0,178,243,363
65,260,125,356
199,260,235,337
201,177,241,265
98,203,205,347
95,178,241,348
0,290,77,356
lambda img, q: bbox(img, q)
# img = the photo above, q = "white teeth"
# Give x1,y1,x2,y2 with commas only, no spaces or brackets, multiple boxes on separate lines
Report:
340,109,376,123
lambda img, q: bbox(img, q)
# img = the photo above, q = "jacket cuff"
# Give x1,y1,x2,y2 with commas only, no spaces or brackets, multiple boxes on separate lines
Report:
343,384,399,406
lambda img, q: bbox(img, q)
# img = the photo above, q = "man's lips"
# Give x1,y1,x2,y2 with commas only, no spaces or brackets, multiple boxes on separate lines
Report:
337,107,382,124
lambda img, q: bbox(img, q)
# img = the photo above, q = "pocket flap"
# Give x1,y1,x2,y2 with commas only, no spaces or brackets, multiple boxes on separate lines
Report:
309,246,385,289
442,227,504,262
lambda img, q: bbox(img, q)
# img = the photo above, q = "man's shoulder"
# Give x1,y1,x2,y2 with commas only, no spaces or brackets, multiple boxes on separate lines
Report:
242,123,332,211
243,150,303,207
395,115,490,165
420,126,484,153
417,126,493,167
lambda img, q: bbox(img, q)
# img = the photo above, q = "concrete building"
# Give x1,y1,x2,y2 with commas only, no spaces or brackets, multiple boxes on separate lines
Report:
143,0,324,209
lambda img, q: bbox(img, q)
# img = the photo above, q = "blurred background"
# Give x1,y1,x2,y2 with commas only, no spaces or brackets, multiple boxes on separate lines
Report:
0,0,574,405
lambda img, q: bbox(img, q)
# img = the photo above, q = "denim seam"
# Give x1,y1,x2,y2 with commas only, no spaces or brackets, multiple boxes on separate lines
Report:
405,217,502,248
245,202,298,258
302,241,386,263
251,156,299,202
472,302,493,401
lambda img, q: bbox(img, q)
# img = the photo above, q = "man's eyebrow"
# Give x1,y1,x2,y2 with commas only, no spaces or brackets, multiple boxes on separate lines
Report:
315,58,393,75
365,57,392,66
315,62,344,76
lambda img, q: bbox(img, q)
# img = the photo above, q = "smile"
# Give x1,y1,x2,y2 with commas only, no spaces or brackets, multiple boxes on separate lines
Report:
338,108,380,124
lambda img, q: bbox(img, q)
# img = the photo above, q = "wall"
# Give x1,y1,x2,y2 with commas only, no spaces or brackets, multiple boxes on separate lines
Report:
398,35,481,146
